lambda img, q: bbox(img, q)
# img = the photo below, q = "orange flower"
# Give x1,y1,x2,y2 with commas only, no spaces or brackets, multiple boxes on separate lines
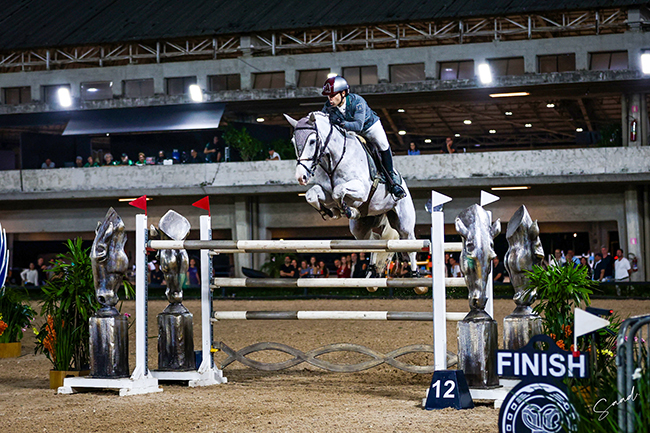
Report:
0,319,7,337
43,315,57,362
556,340,566,350
564,325,572,337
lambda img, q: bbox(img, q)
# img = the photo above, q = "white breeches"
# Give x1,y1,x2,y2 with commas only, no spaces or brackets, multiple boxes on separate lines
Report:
363,121,390,152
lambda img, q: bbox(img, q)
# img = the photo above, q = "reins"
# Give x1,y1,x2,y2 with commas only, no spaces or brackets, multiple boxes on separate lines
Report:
294,117,346,181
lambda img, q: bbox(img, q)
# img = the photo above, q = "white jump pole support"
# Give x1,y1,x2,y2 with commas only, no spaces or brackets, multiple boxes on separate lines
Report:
431,191,449,371
197,214,227,385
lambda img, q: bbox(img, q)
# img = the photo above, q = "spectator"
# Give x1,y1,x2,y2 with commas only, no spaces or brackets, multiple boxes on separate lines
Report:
21,262,39,286
36,257,48,286
593,252,605,281
319,260,330,278
119,153,133,166
551,249,565,267
407,142,420,155
449,256,462,277
204,136,222,163
41,158,55,169
350,253,365,278
75,156,84,168
103,153,117,166
84,156,100,167
564,250,578,268
290,259,300,278
149,261,165,286
337,256,351,278
299,260,310,278
185,149,203,164
442,136,456,154
308,256,319,277
186,257,199,286
156,150,167,165
493,256,506,282
614,248,633,282
279,256,296,278
444,253,452,277
135,152,147,166
266,149,281,161
579,256,593,280
600,246,614,282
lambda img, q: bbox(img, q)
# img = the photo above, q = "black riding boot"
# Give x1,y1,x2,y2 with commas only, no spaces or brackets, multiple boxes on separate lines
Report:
379,149,406,200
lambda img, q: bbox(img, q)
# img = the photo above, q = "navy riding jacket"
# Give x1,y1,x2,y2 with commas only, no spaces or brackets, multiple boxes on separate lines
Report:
322,93,380,133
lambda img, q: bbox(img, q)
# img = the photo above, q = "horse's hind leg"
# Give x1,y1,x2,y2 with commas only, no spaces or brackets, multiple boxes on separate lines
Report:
387,202,428,293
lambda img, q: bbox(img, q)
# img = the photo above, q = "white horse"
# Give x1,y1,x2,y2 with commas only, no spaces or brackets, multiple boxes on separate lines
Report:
285,111,421,285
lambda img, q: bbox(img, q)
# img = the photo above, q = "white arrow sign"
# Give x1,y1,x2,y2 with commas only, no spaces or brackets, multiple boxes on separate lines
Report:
574,308,610,353
480,190,500,207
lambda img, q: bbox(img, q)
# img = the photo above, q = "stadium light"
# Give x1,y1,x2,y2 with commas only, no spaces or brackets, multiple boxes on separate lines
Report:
642,53,650,74
189,84,203,102
57,87,72,107
478,63,492,84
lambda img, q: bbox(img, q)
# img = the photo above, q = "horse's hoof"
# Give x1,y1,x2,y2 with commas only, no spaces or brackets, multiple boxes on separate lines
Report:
414,286,428,295
365,265,378,279
366,287,378,292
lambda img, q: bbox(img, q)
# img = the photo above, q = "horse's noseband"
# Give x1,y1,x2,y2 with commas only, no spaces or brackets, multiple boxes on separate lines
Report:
293,119,335,180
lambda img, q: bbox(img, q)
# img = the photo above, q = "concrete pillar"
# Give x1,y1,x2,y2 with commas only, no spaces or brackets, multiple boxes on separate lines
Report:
624,186,644,281
641,94,649,147
153,77,165,95
621,94,628,146
233,197,253,276
523,54,536,74
575,52,589,71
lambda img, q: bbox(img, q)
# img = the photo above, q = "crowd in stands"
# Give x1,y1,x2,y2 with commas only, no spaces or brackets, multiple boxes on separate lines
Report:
279,253,371,279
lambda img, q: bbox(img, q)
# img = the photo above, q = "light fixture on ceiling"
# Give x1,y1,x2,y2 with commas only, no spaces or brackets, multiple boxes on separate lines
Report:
489,129,496,134
189,84,203,102
463,119,472,125
489,92,530,98
546,103,555,108
57,87,72,107
576,127,583,132
491,186,531,191
87,88,99,93
505,111,513,116
397,108,405,113
424,138,432,143
398,130,406,135
478,63,492,84
642,53,650,74
454,133,460,137
525,123,532,128
256,117,265,123
573,233,578,238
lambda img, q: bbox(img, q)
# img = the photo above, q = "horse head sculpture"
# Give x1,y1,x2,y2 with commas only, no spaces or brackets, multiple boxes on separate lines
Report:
156,210,191,307
90,208,128,313
504,205,544,312
455,204,501,320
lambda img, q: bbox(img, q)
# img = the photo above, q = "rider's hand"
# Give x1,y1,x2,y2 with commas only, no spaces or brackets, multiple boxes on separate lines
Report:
330,114,344,126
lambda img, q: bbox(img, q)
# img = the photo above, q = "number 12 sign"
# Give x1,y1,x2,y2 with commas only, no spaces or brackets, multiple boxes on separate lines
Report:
424,370,474,410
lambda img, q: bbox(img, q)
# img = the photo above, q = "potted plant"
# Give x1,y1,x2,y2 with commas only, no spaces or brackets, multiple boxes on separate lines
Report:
32,238,124,388
0,286,35,358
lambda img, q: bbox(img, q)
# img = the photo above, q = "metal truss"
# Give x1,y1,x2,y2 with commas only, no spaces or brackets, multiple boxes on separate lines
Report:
0,8,631,73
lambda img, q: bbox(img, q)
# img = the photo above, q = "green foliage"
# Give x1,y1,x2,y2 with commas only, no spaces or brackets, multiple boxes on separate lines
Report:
260,253,299,278
269,138,295,161
528,261,596,351
34,238,131,371
223,126,264,161
597,123,622,147
0,286,35,343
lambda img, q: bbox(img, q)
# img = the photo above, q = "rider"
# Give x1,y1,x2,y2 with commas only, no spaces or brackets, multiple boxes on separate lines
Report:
321,76,406,199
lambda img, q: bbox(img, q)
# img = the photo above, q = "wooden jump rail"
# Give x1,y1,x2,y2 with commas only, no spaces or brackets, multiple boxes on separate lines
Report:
210,277,466,288
212,310,467,322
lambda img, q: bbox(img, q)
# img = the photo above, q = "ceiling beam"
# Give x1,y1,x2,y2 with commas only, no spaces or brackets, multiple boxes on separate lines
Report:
381,108,404,147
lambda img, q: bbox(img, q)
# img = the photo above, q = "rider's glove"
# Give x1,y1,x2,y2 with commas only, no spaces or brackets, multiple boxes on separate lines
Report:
330,115,344,127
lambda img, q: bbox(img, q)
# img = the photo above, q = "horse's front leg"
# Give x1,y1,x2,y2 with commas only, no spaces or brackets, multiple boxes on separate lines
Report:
332,180,369,220
305,185,341,219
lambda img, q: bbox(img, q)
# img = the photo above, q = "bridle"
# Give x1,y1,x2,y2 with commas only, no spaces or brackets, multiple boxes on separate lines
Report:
293,116,346,181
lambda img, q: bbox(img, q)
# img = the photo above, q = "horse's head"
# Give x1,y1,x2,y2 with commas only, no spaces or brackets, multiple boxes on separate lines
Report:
157,210,191,304
284,112,331,185
90,207,128,311
455,204,501,316
505,205,544,307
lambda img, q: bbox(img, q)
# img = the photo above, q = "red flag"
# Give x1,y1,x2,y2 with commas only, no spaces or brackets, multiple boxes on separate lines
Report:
192,196,211,216
129,195,147,215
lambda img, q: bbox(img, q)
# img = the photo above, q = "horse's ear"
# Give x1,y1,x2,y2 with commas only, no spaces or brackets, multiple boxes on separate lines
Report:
309,112,316,123
455,217,468,238
283,114,298,128
490,219,501,238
